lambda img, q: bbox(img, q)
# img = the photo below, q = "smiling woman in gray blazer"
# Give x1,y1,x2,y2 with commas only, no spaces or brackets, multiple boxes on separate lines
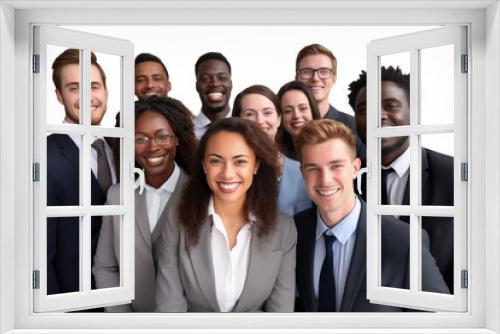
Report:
93,97,197,312
155,118,297,312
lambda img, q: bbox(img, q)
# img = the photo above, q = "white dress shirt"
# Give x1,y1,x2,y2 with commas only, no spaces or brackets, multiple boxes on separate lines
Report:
384,147,410,206
143,163,180,232
193,110,231,140
208,198,252,312
66,132,117,184
313,196,360,311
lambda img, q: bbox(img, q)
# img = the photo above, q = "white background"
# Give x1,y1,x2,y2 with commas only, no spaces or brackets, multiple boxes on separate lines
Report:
46,25,454,155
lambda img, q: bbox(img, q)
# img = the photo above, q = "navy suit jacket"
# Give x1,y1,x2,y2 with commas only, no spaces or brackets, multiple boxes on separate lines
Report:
360,148,454,292
294,198,449,312
47,133,106,294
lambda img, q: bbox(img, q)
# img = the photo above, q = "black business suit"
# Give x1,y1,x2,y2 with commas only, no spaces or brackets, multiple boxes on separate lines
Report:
294,198,449,312
47,133,106,294
360,148,454,292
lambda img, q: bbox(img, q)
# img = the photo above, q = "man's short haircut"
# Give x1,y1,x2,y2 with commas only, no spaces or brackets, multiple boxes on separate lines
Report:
295,43,337,75
347,66,410,111
295,119,357,162
194,52,232,75
52,48,107,91
135,52,170,79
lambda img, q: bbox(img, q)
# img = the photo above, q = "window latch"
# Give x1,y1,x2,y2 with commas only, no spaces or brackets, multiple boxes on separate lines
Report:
32,270,40,289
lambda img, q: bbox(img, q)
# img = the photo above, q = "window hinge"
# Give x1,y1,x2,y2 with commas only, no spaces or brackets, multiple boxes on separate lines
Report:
461,54,468,73
33,162,40,182
32,270,40,289
32,54,40,73
461,162,468,181
461,269,468,289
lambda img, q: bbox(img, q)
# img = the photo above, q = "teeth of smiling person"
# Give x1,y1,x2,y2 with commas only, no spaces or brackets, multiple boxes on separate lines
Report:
147,156,163,164
219,182,240,191
317,188,339,196
208,92,223,102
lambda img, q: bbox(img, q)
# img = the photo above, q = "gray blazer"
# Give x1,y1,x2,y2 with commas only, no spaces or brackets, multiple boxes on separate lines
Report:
93,169,188,312
154,209,297,312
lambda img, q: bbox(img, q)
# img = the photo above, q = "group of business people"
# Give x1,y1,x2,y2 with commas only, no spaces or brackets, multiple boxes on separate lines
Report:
47,43,453,313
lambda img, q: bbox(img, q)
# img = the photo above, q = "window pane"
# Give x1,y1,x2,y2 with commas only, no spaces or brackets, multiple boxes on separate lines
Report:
90,51,122,129
47,216,81,294
47,132,81,207
92,215,122,290
420,44,454,125
380,52,411,128
46,44,82,126
379,136,410,206
91,136,120,203
420,216,454,295
381,215,410,290
420,133,454,206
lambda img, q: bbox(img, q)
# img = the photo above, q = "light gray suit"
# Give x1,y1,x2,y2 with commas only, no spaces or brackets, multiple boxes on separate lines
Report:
155,209,297,312
93,169,188,312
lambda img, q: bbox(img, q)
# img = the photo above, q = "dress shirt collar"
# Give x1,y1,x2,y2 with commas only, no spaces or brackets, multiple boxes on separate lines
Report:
143,162,180,193
315,196,361,245
208,197,256,226
383,146,410,178
194,109,231,130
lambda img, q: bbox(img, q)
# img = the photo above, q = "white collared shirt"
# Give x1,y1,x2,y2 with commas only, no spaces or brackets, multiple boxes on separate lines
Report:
66,131,117,185
193,110,231,140
143,163,180,232
384,147,410,206
208,198,252,312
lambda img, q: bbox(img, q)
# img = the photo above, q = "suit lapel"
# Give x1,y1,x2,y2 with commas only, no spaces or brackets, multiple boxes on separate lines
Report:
135,190,152,249
420,149,430,205
340,200,367,312
301,208,319,312
188,218,220,312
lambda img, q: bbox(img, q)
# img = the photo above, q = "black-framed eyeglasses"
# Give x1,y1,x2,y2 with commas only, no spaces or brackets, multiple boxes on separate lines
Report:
135,133,175,146
297,67,334,80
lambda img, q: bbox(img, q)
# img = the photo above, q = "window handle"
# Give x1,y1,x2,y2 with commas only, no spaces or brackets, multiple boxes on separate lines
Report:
357,163,370,195
131,163,145,195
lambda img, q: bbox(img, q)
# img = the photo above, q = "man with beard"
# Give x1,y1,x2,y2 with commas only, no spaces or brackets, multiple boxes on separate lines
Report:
135,52,172,100
193,52,233,139
348,66,454,293
47,48,115,295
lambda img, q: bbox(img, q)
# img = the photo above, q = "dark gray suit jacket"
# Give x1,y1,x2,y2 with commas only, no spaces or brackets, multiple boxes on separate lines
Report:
93,168,188,312
155,209,297,312
294,198,449,312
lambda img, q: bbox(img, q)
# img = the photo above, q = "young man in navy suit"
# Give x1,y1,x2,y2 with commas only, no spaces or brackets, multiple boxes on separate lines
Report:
348,66,454,293
47,49,114,295
294,119,448,312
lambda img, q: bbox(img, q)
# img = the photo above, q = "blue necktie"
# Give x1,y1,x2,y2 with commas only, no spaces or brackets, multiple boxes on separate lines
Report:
318,233,336,312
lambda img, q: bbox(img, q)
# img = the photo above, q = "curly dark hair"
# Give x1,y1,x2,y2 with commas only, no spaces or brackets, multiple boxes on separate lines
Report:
177,118,280,248
347,66,410,112
134,96,197,176
275,81,321,160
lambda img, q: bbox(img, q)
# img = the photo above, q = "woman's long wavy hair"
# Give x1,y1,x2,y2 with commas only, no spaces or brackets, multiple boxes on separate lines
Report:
177,118,280,248
275,81,321,160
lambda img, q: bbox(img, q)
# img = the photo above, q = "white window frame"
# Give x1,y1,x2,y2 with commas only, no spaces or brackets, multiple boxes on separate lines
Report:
365,25,468,312
32,25,136,312
1,1,499,333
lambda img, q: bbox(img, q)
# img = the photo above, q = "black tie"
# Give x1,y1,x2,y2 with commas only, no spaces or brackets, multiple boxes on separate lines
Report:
92,138,112,194
381,168,393,205
318,233,336,312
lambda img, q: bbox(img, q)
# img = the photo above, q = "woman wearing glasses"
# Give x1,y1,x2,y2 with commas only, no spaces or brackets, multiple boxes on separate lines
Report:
276,81,321,161
93,96,197,312
232,85,311,216
155,118,297,312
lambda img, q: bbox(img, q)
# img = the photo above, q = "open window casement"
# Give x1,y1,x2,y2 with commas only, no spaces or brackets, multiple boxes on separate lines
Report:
32,25,136,312
365,25,468,312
